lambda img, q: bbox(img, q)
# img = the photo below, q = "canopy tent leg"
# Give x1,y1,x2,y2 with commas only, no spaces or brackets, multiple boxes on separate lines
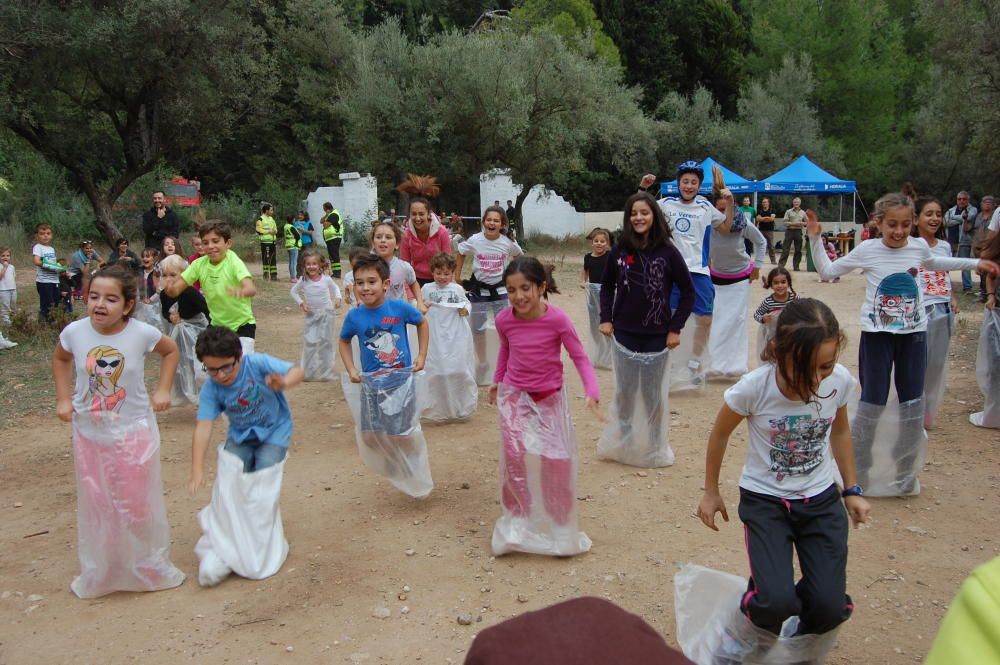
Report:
839,195,843,224
853,192,857,225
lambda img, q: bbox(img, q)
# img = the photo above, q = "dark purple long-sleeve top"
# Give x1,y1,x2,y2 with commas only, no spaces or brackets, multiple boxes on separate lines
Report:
599,243,695,335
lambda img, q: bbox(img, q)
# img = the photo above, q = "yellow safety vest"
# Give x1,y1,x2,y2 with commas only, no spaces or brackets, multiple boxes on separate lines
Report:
322,209,343,240
256,214,278,242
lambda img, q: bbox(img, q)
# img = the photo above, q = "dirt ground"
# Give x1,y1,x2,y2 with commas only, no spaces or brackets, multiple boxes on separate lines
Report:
0,258,997,665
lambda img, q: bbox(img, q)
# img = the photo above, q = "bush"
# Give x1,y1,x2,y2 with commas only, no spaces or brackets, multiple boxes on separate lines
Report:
201,189,255,229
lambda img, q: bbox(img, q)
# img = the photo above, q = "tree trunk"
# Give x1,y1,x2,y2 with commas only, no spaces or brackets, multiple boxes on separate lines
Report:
513,184,533,244
92,197,124,250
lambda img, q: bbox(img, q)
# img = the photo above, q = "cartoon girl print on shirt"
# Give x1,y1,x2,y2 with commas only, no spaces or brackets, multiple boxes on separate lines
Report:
870,270,921,330
86,345,126,415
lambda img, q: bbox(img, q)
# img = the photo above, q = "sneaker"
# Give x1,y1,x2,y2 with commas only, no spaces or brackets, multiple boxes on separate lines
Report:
687,359,704,386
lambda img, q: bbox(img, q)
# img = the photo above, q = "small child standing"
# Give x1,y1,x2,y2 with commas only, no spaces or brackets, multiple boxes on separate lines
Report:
580,228,613,369
135,247,165,333
489,257,603,557
189,326,304,586
290,249,342,381
338,254,433,498
51,264,185,598
753,266,797,361
0,246,16,325
341,247,369,308
163,220,258,354
159,255,210,405
283,216,302,283
421,252,477,421
162,236,183,259
57,258,74,314
32,223,71,322
697,298,870,661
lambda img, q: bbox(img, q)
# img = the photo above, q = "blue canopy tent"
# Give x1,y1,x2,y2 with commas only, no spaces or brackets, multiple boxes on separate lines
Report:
659,157,760,196
759,155,857,224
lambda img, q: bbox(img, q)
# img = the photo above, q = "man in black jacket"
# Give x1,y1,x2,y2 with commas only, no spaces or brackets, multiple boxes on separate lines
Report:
142,190,180,251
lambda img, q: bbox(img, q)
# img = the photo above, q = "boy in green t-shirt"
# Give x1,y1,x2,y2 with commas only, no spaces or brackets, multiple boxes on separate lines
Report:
163,220,259,352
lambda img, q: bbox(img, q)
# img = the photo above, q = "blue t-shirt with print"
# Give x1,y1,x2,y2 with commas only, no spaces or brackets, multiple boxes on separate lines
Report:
339,299,423,373
197,353,295,447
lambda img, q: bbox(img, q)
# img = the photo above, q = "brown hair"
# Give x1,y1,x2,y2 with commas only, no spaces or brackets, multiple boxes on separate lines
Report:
90,263,139,318
502,256,560,299
429,252,457,272
482,205,508,227
370,221,402,245
198,219,233,241
763,298,845,403
587,227,611,243
353,254,390,281
873,192,914,222
299,248,329,272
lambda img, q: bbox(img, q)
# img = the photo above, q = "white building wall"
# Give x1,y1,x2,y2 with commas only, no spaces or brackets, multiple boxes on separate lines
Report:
480,170,584,238
306,172,378,242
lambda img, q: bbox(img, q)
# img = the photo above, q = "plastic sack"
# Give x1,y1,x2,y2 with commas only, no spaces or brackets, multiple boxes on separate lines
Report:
584,283,613,369
757,319,777,365
848,379,927,496
169,313,208,405
922,303,952,429
708,280,751,377
194,444,289,586
675,564,840,665
669,318,712,392
135,301,167,335
971,307,1000,428
341,368,434,499
301,308,337,382
239,336,255,355
598,340,675,467
492,384,591,557
422,302,477,421
470,299,507,386
70,412,185,599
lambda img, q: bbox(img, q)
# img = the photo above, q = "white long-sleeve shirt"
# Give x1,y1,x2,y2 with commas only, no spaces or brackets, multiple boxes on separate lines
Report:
290,274,341,311
810,235,978,334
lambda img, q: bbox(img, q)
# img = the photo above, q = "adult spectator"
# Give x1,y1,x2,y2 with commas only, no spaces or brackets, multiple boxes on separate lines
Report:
68,240,103,300
505,199,516,224
944,191,977,260
141,190,180,251
944,191,978,291
401,199,452,287
778,197,806,271
755,197,777,263
973,196,995,302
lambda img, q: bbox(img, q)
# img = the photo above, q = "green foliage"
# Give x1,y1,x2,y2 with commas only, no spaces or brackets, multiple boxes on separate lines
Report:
511,0,622,68
201,190,255,229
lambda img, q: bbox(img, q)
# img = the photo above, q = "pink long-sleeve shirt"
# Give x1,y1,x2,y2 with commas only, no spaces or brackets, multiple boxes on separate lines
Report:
493,304,600,401
400,217,453,280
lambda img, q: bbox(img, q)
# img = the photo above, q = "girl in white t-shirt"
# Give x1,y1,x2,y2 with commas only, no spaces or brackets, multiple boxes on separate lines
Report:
371,221,427,313
697,297,870,654
290,249,342,381
51,263,185,598
911,197,958,429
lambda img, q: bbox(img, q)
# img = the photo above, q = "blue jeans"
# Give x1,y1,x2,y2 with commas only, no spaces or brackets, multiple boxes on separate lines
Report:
224,438,287,472
287,248,300,280
958,245,972,290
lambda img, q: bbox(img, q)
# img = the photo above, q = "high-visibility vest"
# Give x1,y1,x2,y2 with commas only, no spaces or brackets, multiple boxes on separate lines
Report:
256,214,278,242
322,209,343,240
284,224,302,250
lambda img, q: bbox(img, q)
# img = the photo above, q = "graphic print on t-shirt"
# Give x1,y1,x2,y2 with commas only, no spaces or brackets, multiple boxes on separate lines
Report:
919,269,949,297
86,345,127,415
870,270,921,330
427,287,463,305
767,413,832,481
619,253,668,327
363,325,405,368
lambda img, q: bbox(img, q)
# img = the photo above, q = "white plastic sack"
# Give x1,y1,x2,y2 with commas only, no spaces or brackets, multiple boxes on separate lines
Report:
674,564,839,665
971,307,1000,428
492,384,591,557
194,444,288,586
598,340,675,467
757,319,777,365
922,303,952,429
70,412,185,599
135,301,167,335
341,368,434,498
239,336,255,355
669,317,712,392
848,379,927,496
584,283,613,369
708,280,751,376
169,313,208,405
301,308,337,381
422,303,477,421
469,299,507,386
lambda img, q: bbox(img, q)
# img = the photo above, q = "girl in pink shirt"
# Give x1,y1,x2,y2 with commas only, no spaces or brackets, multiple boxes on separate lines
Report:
487,256,603,557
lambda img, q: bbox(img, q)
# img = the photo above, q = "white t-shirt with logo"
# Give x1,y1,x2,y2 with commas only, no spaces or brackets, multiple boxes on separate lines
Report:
725,363,856,499
458,233,523,285
59,318,163,419
387,256,417,301
33,243,59,284
916,240,953,306
657,196,726,276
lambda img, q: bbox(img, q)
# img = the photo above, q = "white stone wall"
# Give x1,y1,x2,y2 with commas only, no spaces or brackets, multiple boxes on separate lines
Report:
306,172,378,243
480,170,584,238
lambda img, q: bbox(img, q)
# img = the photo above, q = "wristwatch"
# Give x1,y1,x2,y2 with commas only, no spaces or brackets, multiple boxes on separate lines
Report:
841,484,864,498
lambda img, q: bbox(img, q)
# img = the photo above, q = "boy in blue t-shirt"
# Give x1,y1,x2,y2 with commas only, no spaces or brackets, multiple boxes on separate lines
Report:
189,326,304,491
339,255,428,437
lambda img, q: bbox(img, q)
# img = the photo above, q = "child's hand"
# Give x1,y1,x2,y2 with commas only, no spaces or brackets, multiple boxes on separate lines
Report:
458,308,469,317
348,370,362,383
412,357,425,373
56,399,73,422
335,299,343,311
750,267,760,282
169,311,181,324
227,285,248,298
299,303,310,313
805,209,822,236
763,313,774,324
639,173,656,189
579,281,587,289
143,298,152,305
986,294,996,310
844,495,871,528
417,302,428,314
188,469,206,494
487,384,498,405
598,322,613,337
697,492,729,531
977,259,1000,276
951,296,960,315
585,397,606,423
265,373,287,391
151,389,171,413
666,331,681,349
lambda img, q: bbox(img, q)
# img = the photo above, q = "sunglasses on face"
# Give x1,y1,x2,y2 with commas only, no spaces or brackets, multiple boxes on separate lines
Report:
96,359,121,368
202,361,237,376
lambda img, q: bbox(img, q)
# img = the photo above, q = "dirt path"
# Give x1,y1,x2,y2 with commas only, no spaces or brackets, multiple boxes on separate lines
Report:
0,264,996,665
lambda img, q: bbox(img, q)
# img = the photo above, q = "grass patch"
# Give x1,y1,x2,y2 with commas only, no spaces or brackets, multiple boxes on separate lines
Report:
0,302,75,422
